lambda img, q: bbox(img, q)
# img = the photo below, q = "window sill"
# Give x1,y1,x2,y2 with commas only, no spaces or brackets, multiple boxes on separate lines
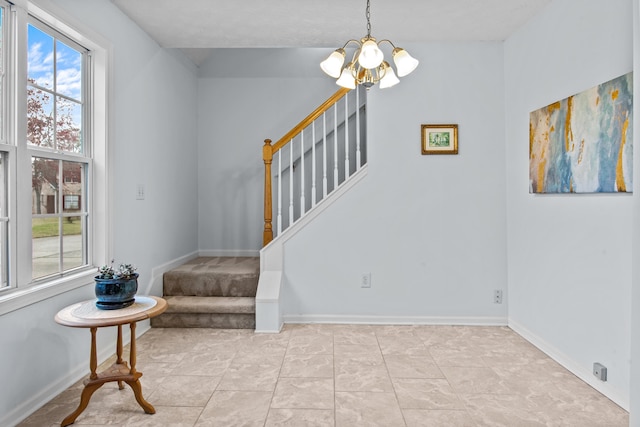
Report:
0,269,96,316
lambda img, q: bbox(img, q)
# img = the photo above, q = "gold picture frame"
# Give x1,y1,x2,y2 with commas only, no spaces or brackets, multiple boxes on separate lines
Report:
421,124,458,155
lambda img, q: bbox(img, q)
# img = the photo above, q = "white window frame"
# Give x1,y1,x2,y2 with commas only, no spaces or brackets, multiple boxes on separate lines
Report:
0,1,16,294
0,0,110,315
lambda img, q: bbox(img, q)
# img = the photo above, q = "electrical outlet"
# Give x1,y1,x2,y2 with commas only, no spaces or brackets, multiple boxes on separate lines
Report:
361,273,371,288
593,363,607,381
136,184,145,200
494,289,503,304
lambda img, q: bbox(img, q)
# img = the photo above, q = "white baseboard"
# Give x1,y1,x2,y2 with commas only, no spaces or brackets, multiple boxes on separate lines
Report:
4,322,151,427
508,319,629,411
254,326,283,334
199,249,260,257
283,314,508,326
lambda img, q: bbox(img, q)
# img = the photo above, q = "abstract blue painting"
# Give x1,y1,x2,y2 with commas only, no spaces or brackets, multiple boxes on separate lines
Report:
529,73,633,193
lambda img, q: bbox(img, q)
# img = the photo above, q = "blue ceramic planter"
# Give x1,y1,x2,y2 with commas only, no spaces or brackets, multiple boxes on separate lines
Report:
94,273,138,310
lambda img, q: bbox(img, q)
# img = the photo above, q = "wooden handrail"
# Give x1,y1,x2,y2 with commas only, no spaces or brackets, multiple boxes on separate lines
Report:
263,87,351,246
271,87,351,154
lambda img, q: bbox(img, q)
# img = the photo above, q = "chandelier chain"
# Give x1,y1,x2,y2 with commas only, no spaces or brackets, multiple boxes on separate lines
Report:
366,0,371,38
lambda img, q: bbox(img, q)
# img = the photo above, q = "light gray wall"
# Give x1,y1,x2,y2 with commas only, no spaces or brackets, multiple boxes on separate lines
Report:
102,12,200,282
197,49,338,252
504,0,633,408
631,0,640,423
1,1,199,424
281,42,508,322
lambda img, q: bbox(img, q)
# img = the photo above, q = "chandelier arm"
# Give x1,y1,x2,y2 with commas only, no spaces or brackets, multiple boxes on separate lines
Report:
351,48,361,62
377,39,397,49
350,65,359,80
341,39,363,49
351,66,368,84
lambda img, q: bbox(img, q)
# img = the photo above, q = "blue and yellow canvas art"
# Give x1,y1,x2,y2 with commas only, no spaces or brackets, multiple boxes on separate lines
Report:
529,72,633,193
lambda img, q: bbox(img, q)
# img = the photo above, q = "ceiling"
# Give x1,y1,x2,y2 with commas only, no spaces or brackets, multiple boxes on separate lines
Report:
111,0,552,65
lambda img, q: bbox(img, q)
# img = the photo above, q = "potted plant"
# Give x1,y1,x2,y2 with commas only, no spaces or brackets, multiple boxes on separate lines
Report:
94,261,138,310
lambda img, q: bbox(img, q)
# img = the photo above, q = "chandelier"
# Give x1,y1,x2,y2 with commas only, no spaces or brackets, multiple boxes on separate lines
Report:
320,0,419,89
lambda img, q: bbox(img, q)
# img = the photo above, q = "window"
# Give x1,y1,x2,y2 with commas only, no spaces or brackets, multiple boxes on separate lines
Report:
28,22,88,281
0,1,109,313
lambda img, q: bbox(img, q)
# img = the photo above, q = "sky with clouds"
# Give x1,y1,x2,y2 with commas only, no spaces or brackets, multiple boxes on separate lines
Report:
27,23,82,151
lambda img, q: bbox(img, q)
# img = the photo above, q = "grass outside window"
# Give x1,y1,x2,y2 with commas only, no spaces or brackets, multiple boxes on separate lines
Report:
32,217,81,238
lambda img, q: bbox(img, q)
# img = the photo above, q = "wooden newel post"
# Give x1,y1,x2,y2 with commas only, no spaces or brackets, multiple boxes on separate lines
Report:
263,139,274,246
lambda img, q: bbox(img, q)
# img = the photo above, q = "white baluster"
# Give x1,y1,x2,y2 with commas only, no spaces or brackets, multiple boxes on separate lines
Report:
289,141,294,226
300,130,305,216
277,150,282,235
311,122,316,208
345,93,350,179
356,87,361,170
322,112,328,198
334,103,339,189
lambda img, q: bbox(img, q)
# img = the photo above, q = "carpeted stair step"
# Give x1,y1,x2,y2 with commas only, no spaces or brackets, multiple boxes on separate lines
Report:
160,296,255,314
162,256,259,297
151,296,255,329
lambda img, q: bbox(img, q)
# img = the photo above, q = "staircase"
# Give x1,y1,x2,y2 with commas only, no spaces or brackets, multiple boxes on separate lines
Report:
150,256,259,329
152,88,367,331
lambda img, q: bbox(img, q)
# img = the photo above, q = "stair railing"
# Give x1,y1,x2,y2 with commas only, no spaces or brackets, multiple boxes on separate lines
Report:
263,86,367,246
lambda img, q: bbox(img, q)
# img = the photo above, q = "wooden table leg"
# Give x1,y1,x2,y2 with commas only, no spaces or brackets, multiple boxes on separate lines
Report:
89,327,98,380
124,322,155,413
126,379,156,414
60,327,102,427
60,382,103,427
116,325,124,390
129,322,137,375
116,325,123,365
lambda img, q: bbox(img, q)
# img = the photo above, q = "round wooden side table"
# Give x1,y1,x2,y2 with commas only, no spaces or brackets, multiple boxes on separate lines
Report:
54,296,167,427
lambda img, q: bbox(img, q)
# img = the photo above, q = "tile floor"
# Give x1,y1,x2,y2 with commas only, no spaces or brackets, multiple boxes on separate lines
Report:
19,324,628,426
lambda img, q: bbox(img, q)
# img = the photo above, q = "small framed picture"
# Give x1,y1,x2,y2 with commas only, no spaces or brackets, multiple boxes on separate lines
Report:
421,124,458,155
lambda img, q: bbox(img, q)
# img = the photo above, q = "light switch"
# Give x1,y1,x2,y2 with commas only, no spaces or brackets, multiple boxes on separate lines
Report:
136,184,145,200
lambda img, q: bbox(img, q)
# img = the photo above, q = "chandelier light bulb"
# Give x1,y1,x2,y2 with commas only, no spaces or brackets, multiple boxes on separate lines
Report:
379,62,400,89
320,49,346,78
358,38,384,69
336,63,357,89
392,48,419,77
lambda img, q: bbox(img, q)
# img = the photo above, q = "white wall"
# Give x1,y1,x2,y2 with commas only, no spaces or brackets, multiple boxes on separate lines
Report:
197,49,338,253
279,43,508,323
505,0,633,409
1,1,199,425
